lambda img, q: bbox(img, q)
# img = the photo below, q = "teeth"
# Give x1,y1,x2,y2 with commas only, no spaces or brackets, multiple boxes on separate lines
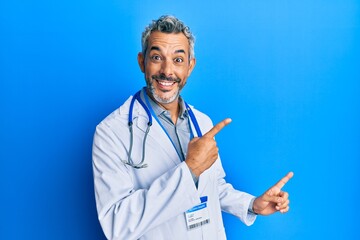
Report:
158,81,174,86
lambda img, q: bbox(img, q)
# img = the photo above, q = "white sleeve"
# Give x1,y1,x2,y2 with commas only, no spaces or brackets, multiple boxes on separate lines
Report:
92,123,200,240
215,157,257,226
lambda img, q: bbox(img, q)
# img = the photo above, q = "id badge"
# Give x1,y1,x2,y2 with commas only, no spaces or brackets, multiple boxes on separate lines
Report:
185,196,210,230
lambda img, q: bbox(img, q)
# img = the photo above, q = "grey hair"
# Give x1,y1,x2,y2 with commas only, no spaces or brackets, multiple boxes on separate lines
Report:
141,15,195,59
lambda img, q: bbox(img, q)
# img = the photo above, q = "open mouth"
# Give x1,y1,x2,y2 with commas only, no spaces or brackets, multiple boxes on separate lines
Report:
156,80,176,87
152,75,180,85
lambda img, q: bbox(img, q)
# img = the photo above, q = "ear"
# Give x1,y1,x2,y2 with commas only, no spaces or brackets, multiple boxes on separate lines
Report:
137,52,145,73
187,58,196,77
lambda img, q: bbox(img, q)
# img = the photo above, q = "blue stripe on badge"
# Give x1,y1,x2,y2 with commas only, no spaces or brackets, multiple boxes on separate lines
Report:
186,203,207,213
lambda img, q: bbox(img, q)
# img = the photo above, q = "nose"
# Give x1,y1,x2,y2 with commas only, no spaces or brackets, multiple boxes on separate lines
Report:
160,59,173,77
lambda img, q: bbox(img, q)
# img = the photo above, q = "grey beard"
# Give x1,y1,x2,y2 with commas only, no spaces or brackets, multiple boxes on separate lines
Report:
146,80,180,104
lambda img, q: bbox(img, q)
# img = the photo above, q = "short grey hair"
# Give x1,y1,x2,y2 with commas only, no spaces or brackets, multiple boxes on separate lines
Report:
141,15,195,59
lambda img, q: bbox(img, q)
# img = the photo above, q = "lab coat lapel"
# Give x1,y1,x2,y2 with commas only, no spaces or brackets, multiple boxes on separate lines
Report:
134,102,180,166
132,98,213,193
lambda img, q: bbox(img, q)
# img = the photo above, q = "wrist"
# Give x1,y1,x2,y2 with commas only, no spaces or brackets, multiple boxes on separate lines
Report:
185,160,201,177
248,197,258,215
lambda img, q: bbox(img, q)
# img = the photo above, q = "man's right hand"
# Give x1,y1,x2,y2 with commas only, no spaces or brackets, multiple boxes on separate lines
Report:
185,118,232,177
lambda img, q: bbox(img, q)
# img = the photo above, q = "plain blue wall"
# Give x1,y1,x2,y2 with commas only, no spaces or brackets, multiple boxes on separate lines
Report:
1,0,359,239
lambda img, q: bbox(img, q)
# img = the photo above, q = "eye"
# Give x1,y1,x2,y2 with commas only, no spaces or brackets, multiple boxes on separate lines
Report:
151,55,162,61
174,57,184,63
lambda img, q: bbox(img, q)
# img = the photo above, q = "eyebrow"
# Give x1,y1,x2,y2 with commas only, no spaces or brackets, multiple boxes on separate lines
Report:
175,49,186,54
150,46,161,52
149,46,186,54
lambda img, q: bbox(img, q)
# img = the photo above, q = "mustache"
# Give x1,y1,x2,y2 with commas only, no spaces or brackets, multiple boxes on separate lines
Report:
151,74,181,83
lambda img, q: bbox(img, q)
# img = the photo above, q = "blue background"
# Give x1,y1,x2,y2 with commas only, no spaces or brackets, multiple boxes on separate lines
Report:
1,0,359,239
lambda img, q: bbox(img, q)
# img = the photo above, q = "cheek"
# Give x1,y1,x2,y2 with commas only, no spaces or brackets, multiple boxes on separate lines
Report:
144,68,155,82
146,61,162,70
177,69,190,82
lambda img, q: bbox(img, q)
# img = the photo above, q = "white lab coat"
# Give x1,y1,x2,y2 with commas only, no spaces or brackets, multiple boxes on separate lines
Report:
92,94,256,240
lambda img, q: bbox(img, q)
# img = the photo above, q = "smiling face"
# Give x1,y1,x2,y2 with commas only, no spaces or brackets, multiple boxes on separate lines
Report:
138,31,196,108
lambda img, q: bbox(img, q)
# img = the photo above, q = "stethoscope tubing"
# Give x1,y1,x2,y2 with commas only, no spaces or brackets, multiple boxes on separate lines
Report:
124,88,202,169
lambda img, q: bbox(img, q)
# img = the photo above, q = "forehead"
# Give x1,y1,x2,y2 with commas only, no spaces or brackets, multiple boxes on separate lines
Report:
147,31,189,53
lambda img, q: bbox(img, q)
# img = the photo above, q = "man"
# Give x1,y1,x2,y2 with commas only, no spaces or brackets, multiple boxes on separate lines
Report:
92,15,293,240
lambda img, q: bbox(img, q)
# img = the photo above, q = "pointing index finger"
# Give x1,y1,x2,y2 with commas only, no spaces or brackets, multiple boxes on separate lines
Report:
274,171,294,189
203,118,232,138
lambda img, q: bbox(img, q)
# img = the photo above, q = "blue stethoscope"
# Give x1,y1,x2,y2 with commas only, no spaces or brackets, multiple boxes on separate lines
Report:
123,88,202,169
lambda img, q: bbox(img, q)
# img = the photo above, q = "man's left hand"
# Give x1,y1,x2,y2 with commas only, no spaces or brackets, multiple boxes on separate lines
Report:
252,171,294,215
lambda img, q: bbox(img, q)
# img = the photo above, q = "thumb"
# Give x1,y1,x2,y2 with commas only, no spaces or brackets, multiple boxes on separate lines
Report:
262,189,283,204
